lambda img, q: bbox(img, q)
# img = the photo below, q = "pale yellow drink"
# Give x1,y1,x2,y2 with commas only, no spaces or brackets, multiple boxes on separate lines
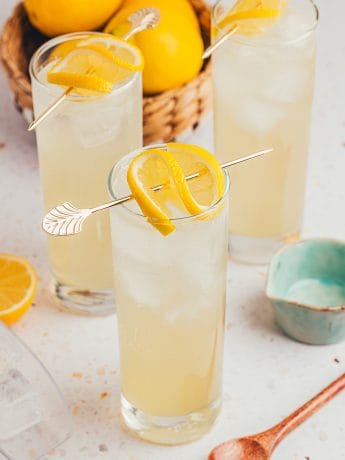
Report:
30,33,142,314
212,0,318,263
108,146,230,444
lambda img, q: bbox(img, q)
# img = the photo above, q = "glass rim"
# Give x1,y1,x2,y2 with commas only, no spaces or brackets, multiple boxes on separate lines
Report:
29,31,140,101
212,0,319,46
107,143,231,224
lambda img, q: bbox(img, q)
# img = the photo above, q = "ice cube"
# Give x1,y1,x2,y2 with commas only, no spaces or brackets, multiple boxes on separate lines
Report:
272,11,312,43
0,369,42,440
260,63,309,104
70,103,124,148
235,96,285,134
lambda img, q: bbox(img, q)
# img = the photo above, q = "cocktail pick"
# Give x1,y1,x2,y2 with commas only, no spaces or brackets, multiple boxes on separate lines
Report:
27,7,160,132
202,25,239,59
42,147,273,237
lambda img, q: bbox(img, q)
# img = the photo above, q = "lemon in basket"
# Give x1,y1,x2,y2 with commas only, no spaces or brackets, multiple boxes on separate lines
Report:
105,0,204,94
24,0,123,37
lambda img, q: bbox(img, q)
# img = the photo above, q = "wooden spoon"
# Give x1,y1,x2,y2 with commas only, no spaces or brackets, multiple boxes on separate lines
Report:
209,373,345,460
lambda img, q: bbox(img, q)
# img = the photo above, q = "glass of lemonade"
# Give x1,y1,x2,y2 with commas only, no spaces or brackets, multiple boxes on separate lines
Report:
108,144,230,444
212,0,318,264
30,32,142,315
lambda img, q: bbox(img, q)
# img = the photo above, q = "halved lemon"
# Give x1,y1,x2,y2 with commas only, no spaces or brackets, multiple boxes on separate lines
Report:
127,144,225,236
218,0,288,36
0,254,38,325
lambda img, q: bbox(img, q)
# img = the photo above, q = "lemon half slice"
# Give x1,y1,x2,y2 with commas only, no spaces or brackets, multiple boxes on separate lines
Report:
77,36,144,72
0,254,38,325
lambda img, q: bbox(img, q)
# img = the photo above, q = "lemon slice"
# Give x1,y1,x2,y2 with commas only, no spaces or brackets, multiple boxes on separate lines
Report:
77,36,144,72
47,48,118,93
49,39,82,61
0,254,38,325
47,36,143,93
219,0,288,36
166,143,225,215
127,145,225,236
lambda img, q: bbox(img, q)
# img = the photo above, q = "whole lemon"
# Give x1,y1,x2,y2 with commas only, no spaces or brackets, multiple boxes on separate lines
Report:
105,0,204,94
24,0,123,37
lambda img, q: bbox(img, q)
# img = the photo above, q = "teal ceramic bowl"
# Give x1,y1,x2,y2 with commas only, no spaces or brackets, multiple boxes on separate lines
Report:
266,239,345,345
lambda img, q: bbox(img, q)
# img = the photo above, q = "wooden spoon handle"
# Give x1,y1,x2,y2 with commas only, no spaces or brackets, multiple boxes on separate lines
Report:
266,373,345,450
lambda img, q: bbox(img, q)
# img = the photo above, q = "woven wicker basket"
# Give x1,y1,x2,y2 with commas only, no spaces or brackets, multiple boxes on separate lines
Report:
0,1,212,145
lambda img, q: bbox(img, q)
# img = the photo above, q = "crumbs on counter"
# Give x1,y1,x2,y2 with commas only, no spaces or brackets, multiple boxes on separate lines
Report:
334,358,340,363
0,142,5,149
28,448,38,459
98,444,108,453
49,449,66,457
71,404,80,416
97,366,106,375
72,372,83,379
100,391,108,399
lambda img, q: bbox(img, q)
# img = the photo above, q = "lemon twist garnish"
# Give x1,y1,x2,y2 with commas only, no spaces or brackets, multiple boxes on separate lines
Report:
127,144,225,236
167,143,225,216
47,36,144,93
218,0,288,36
48,71,113,93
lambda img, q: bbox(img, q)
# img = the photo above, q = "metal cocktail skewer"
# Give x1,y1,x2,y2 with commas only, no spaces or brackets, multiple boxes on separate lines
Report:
202,25,239,59
27,7,160,132
28,8,242,131
42,147,273,237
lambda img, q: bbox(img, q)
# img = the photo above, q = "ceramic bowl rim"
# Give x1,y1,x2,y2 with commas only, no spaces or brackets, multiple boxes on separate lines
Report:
266,237,345,313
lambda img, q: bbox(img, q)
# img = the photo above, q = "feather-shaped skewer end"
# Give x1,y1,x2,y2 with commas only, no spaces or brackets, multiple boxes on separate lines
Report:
42,202,92,236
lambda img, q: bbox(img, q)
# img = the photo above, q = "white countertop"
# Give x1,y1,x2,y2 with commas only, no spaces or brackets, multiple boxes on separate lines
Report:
1,1,344,459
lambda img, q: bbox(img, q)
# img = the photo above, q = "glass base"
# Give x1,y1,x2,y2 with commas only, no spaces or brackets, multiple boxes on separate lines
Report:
50,280,116,316
229,231,300,265
121,395,221,445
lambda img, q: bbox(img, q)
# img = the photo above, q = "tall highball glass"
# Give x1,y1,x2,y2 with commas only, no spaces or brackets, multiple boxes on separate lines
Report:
30,32,142,314
108,144,230,444
212,0,318,263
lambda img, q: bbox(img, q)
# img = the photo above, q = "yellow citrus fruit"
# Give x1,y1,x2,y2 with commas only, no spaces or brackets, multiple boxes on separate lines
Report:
105,0,204,94
218,0,287,36
127,144,224,236
24,0,123,37
48,37,143,93
0,254,38,325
